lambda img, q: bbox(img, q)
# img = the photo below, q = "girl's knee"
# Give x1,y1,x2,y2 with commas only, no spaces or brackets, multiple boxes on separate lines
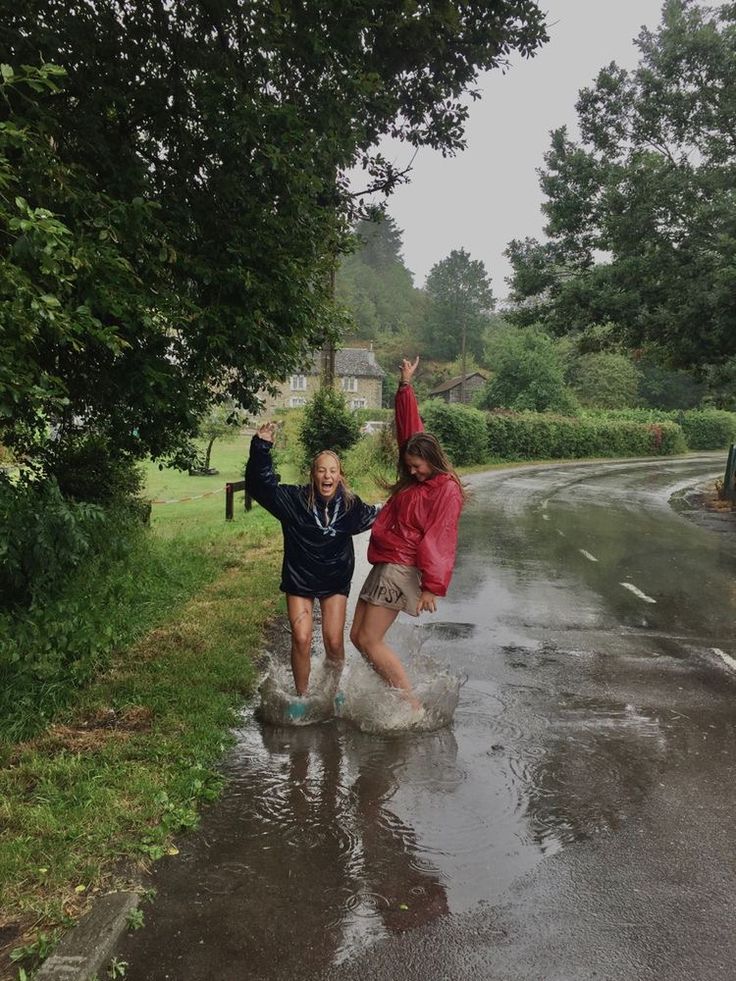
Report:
291,626,312,655
323,635,345,660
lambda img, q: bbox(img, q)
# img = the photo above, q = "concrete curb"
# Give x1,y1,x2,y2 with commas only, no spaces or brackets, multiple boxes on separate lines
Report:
35,892,139,981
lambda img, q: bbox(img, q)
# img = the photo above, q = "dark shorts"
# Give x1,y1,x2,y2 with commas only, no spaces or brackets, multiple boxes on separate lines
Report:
359,563,422,617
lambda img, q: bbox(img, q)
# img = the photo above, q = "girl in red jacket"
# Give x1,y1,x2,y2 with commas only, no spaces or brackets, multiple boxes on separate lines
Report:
350,356,466,712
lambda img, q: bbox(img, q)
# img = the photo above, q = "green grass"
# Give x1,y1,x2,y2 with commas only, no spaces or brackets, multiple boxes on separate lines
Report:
143,432,251,537
0,519,285,975
0,434,297,974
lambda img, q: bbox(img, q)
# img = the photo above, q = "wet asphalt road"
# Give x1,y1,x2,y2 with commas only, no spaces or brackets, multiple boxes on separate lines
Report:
117,456,736,981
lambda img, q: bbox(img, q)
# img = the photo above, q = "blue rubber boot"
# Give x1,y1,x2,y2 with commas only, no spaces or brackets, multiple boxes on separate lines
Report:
286,699,308,722
333,692,346,717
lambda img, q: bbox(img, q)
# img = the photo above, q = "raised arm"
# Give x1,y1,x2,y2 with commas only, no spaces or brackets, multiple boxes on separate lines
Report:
245,422,287,519
395,356,424,447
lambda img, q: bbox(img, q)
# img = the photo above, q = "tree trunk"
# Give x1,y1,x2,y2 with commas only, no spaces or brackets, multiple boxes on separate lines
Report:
204,437,216,471
460,323,467,404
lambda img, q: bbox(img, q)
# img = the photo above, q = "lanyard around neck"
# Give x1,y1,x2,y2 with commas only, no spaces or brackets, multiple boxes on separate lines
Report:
312,495,341,536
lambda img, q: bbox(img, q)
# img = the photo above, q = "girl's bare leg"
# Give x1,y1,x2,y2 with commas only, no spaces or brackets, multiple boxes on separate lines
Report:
319,594,348,667
319,594,348,694
350,599,420,708
286,595,314,695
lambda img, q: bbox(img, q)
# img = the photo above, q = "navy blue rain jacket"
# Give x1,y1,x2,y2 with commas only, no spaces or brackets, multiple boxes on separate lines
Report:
245,436,379,597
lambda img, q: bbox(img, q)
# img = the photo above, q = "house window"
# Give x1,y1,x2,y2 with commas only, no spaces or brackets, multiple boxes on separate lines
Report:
342,376,358,393
290,375,306,391
351,398,367,409
289,397,306,408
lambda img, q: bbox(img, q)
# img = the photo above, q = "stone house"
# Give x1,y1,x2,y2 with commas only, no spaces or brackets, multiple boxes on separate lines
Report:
262,347,385,411
429,370,489,405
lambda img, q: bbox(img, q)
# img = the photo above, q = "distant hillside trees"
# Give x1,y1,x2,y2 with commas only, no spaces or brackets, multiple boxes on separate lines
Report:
336,215,427,339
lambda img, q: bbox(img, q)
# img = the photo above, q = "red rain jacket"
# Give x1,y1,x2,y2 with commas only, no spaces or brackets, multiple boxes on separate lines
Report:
367,384,463,596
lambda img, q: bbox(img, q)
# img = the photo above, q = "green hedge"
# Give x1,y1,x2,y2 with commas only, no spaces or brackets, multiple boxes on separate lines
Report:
1,479,112,608
676,410,736,450
487,412,687,460
581,408,736,450
419,400,489,465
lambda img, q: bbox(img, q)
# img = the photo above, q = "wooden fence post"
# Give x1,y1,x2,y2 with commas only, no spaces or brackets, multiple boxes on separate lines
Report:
225,480,248,520
724,444,736,501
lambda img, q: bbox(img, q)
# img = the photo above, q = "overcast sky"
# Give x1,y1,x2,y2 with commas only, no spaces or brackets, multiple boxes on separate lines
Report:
371,0,720,299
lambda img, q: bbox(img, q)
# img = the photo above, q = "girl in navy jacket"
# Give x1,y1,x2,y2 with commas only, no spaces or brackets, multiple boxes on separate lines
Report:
246,423,378,697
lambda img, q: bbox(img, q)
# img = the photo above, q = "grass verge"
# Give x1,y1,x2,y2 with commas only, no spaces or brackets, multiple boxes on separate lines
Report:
0,435,287,978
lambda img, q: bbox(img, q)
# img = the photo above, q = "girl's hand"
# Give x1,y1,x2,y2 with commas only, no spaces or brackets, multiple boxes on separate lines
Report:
257,421,277,444
400,356,420,386
416,590,437,614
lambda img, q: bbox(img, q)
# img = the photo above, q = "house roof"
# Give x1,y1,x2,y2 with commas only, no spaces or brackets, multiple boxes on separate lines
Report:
429,370,489,395
306,347,385,378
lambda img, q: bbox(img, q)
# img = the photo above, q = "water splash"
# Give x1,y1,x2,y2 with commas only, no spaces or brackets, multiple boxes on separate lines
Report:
337,650,462,735
256,655,340,726
256,630,464,734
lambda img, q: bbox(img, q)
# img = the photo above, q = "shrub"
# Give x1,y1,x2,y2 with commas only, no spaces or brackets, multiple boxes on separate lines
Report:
299,387,360,466
637,358,706,409
580,407,736,450
481,326,579,414
0,479,108,608
676,409,736,450
419,400,488,465
486,411,686,460
51,434,144,505
569,352,641,408
352,406,393,427
344,427,396,486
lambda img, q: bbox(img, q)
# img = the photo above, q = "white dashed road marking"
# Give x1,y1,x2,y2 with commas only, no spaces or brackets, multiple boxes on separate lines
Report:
579,549,598,562
620,582,656,604
712,648,736,671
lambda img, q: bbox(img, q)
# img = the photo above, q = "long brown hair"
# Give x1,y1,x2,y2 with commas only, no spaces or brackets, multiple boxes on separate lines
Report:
306,450,355,511
384,433,468,501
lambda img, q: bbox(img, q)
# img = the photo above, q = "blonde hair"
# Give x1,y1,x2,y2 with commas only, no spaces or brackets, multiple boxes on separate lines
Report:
306,450,355,511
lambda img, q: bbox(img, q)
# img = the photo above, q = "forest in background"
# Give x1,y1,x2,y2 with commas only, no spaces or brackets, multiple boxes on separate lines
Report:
336,211,721,413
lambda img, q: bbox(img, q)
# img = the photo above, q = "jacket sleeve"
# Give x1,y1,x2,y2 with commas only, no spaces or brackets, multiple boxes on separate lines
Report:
415,481,463,597
395,384,424,448
245,435,289,520
346,497,381,535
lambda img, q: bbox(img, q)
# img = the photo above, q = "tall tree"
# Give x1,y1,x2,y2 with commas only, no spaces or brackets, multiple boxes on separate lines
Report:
479,326,578,414
506,0,736,371
336,214,426,338
424,249,495,398
0,1,547,481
